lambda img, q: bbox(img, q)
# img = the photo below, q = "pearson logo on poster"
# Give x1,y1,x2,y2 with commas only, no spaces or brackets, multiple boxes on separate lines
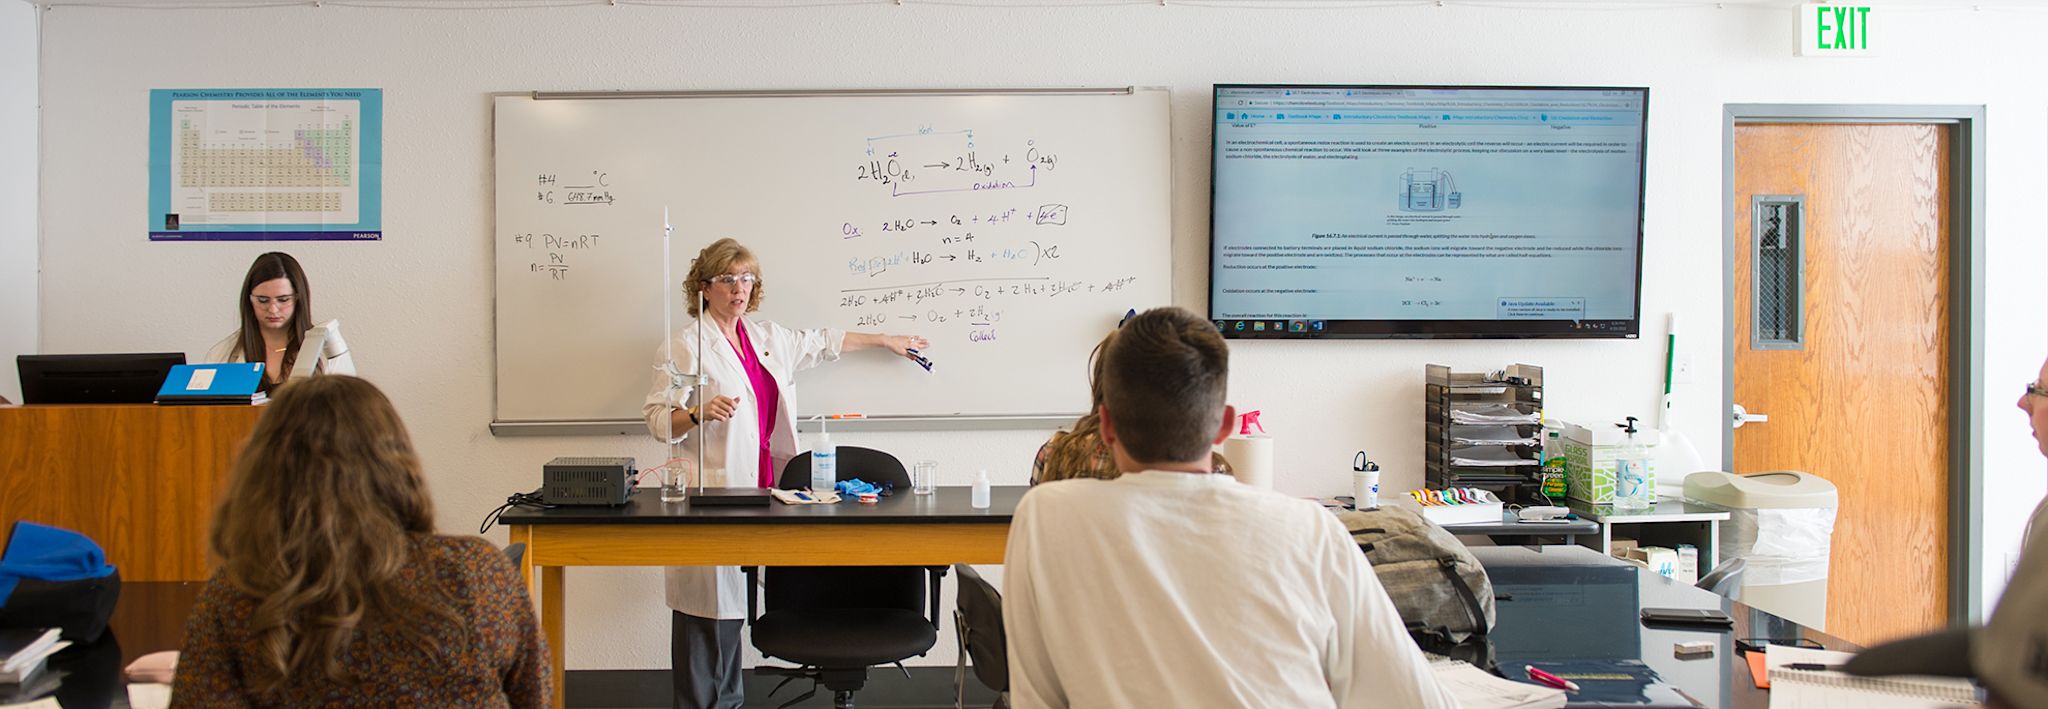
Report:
147,88,383,241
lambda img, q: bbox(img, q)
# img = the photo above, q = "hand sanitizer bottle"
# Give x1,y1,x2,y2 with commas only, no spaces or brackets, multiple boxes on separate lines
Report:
811,423,836,496
971,469,991,509
1614,416,1653,511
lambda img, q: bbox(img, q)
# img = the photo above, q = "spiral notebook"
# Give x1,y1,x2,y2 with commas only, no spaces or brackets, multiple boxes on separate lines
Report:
1766,646,1982,708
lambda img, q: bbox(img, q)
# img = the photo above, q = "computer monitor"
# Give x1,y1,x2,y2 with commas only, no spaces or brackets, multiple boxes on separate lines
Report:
17,353,188,404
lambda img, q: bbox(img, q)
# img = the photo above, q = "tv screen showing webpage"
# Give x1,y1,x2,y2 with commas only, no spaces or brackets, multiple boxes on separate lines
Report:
1209,84,1648,339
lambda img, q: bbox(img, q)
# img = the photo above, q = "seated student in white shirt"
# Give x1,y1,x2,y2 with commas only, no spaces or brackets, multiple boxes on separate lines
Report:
204,252,355,392
1002,306,1454,709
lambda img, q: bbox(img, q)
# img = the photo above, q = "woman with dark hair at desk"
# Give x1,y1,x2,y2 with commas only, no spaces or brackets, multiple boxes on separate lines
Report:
171,376,547,706
205,251,354,391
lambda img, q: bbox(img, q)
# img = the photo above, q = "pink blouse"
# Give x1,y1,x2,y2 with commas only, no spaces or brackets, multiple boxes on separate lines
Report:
733,324,781,487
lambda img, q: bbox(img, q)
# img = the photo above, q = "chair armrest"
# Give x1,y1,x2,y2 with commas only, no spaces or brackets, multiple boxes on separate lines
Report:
926,566,950,631
742,566,759,625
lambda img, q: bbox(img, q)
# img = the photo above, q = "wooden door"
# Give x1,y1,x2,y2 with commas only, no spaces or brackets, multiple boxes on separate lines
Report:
1731,123,1950,646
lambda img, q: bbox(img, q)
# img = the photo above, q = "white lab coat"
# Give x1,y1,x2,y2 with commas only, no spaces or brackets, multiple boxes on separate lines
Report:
204,329,357,377
643,317,845,619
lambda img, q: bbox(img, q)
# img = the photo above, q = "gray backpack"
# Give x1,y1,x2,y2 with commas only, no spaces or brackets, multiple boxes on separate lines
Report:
1337,506,1495,653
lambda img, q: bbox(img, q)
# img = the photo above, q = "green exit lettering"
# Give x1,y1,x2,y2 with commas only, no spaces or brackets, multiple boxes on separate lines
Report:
1816,5,1871,50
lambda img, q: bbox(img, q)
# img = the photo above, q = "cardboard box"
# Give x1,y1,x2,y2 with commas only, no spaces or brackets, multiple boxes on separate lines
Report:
1547,420,1660,505
1610,538,1641,559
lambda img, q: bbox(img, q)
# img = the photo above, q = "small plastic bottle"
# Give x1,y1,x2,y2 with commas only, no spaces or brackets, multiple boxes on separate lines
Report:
1614,417,1653,511
970,469,991,509
810,426,837,496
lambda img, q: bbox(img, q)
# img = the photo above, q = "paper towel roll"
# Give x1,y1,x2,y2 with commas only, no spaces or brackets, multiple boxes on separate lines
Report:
1221,435,1274,489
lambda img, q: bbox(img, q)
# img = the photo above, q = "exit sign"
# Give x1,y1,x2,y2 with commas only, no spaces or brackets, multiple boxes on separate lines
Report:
1800,4,1879,56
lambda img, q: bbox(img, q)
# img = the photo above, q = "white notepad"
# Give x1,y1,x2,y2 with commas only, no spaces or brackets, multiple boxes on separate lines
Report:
1766,645,1983,708
1431,659,1566,709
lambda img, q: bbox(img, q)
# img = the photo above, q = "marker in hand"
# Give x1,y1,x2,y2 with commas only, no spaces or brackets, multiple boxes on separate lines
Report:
906,348,934,372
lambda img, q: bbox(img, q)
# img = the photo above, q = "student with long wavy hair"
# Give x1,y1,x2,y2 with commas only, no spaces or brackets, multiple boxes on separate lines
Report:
171,376,547,706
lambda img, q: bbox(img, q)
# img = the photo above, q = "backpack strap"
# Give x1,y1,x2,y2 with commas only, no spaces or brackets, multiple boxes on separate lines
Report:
1435,557,1489,637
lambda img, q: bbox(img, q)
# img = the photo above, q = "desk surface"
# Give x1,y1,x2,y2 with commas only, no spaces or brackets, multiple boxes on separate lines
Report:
1568,497,1733,523
4,581,202,708
499,485,1025,525
1481,545,1854,708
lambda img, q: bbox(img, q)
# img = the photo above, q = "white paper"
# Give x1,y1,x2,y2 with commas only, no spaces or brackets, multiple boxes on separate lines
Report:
127,682,174,709
187,367,216,391
1431,660,1565,709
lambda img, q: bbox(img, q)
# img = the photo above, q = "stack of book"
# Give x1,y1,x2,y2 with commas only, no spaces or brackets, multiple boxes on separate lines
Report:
0,627,66,685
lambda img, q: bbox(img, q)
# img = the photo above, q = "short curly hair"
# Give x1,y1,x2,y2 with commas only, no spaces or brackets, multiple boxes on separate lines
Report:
683,238,763,318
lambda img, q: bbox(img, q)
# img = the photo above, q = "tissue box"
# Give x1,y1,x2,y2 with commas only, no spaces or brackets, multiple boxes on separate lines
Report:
1631,545,1679,580
1547,420,1660,505
1393,489,1504,527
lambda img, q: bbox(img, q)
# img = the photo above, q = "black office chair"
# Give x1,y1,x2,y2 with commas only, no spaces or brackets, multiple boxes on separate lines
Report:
744,447,946,709
951,563,1009,709
1696,557,1746,600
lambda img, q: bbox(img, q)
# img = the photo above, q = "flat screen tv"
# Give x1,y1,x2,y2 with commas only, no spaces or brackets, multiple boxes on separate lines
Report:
1209,84,1648,339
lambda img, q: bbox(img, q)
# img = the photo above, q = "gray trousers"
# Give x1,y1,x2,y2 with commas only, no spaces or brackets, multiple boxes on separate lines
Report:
671,611,744,709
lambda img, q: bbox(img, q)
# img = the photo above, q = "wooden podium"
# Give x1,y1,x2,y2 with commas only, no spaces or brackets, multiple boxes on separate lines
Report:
0,404,264,582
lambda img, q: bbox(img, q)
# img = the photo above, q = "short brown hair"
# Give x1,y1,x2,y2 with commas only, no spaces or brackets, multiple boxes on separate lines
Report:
1099,307,1230,464
683,238,763,318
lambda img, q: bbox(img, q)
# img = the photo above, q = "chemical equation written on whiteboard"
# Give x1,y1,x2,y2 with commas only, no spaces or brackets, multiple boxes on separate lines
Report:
510,232,602,280
512,170,617,281
840,204,1068,239
853,126,1059,198
534,172,616,206
835,275,1139,345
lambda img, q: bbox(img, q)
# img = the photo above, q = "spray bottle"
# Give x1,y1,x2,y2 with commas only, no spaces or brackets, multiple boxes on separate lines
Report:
1220,410,1274,488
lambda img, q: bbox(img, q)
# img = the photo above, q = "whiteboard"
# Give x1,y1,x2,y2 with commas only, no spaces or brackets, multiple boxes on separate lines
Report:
492,89,1172,430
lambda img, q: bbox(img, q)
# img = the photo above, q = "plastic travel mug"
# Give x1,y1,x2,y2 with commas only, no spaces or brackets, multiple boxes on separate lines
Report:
1352,468,1381,510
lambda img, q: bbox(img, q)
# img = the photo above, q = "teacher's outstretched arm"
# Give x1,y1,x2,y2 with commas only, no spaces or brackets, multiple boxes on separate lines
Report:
841,332,929,362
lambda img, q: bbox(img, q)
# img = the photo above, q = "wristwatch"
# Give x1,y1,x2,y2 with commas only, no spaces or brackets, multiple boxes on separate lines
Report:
688,407,700,425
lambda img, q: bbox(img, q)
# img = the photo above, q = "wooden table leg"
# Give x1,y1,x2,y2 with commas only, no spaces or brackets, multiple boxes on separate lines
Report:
509,525,535,591
543,565,565,708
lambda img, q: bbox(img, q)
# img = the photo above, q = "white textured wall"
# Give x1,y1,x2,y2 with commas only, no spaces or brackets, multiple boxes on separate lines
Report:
33,1,2048,669
1,1,35,403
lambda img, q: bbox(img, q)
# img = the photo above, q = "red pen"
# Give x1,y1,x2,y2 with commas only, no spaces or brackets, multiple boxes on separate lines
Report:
1524,665,1581,692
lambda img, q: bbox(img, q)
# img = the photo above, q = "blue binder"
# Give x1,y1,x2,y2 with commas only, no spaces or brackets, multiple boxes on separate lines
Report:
154,363,266,405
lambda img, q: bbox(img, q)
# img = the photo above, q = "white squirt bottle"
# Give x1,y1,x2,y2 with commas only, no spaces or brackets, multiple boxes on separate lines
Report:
971,469,991,509
811,417,837,496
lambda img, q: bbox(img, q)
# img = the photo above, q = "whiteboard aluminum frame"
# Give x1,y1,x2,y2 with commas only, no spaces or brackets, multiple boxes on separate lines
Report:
532,87,1135,100
489,414,1079,436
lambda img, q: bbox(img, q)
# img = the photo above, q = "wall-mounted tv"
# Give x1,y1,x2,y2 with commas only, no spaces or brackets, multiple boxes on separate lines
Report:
1209,84,1648,339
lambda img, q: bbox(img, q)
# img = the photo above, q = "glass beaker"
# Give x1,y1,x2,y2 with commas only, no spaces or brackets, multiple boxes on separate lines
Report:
912,460,937,495
661,456,694,503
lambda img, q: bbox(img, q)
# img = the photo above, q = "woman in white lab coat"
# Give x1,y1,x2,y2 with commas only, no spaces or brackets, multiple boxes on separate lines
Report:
641,237,927,709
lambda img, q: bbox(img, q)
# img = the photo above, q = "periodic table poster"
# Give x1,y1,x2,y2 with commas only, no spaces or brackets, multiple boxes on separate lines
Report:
146,88,382,241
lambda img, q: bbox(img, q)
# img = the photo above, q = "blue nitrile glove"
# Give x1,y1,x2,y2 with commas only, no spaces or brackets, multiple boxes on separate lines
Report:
835,479,882,496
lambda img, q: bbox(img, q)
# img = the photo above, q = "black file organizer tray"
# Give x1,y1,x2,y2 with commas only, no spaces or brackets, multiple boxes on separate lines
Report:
1425,363,1544,504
